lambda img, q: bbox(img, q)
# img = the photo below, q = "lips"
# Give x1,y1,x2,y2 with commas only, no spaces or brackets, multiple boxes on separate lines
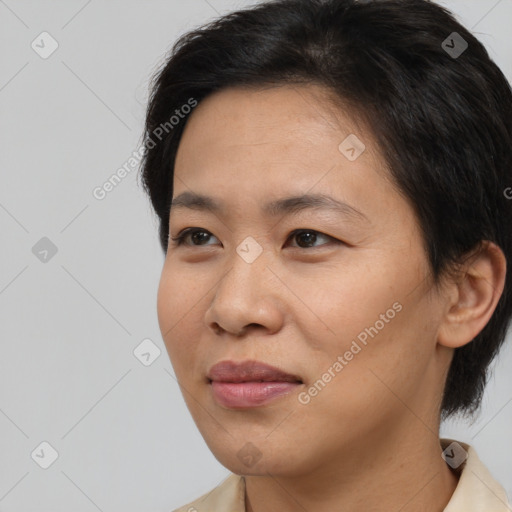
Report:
207,360,303,408
207,360,303,384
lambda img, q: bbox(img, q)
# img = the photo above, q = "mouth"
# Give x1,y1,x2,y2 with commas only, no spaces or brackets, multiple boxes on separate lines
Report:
207,359,303,408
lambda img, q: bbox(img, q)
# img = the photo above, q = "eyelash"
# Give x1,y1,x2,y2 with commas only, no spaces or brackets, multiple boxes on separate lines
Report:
169,228,340,249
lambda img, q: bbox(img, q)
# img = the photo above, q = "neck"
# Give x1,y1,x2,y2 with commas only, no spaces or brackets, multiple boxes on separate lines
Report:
244,425,459,512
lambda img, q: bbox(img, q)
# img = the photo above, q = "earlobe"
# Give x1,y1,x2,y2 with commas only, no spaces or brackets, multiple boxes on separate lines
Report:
438,241,507,349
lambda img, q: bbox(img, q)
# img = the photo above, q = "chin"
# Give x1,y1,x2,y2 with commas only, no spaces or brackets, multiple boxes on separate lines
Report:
217,455,284,476
210,441,307,478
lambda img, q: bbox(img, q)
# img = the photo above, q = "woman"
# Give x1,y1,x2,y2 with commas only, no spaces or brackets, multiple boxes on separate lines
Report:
139,0,512,510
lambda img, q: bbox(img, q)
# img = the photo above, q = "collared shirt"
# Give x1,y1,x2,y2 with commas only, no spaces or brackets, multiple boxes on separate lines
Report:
172,439,511,511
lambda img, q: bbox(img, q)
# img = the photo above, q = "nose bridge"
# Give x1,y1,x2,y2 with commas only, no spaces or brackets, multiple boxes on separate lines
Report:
205,238,282,335
218,236,271,308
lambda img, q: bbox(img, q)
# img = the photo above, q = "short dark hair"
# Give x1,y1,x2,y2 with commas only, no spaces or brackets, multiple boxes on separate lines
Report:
139,0,512,418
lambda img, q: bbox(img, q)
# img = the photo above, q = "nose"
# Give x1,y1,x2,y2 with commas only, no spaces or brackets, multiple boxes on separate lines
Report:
203,248,285,338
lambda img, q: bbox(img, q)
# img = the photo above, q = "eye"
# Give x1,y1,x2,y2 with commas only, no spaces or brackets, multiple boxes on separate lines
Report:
169,228,338,249
170,228,219,247
287,229,337,248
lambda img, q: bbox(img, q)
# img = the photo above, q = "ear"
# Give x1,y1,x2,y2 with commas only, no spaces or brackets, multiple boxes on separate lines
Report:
438,241,507,349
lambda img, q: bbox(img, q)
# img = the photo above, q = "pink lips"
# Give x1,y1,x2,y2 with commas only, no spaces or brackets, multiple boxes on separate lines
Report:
207,360,303,408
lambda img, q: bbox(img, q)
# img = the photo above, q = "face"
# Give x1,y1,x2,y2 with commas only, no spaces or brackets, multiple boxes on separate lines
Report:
157,84,452,478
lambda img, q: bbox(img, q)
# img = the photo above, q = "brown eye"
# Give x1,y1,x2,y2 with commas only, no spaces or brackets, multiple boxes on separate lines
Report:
287,229,336,249
170,228,217,246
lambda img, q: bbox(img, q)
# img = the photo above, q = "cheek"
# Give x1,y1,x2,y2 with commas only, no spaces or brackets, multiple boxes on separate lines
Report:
288,262,399,355
310,294,438,425
157,262,201,329
296,263,433,400
156,269,175,336
157,267,200,366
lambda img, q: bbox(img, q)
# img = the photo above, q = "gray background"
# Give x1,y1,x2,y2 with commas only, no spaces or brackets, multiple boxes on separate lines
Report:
0,1,511,510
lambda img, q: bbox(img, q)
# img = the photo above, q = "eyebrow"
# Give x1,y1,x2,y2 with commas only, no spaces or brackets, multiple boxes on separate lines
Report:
169,191,370,223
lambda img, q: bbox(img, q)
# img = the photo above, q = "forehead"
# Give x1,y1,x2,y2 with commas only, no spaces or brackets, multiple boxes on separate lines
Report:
172,84,400,222
178,84,362,149
175,84,382,177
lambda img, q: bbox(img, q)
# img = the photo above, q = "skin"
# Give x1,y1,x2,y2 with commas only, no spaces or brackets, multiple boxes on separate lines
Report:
157,84,507,512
